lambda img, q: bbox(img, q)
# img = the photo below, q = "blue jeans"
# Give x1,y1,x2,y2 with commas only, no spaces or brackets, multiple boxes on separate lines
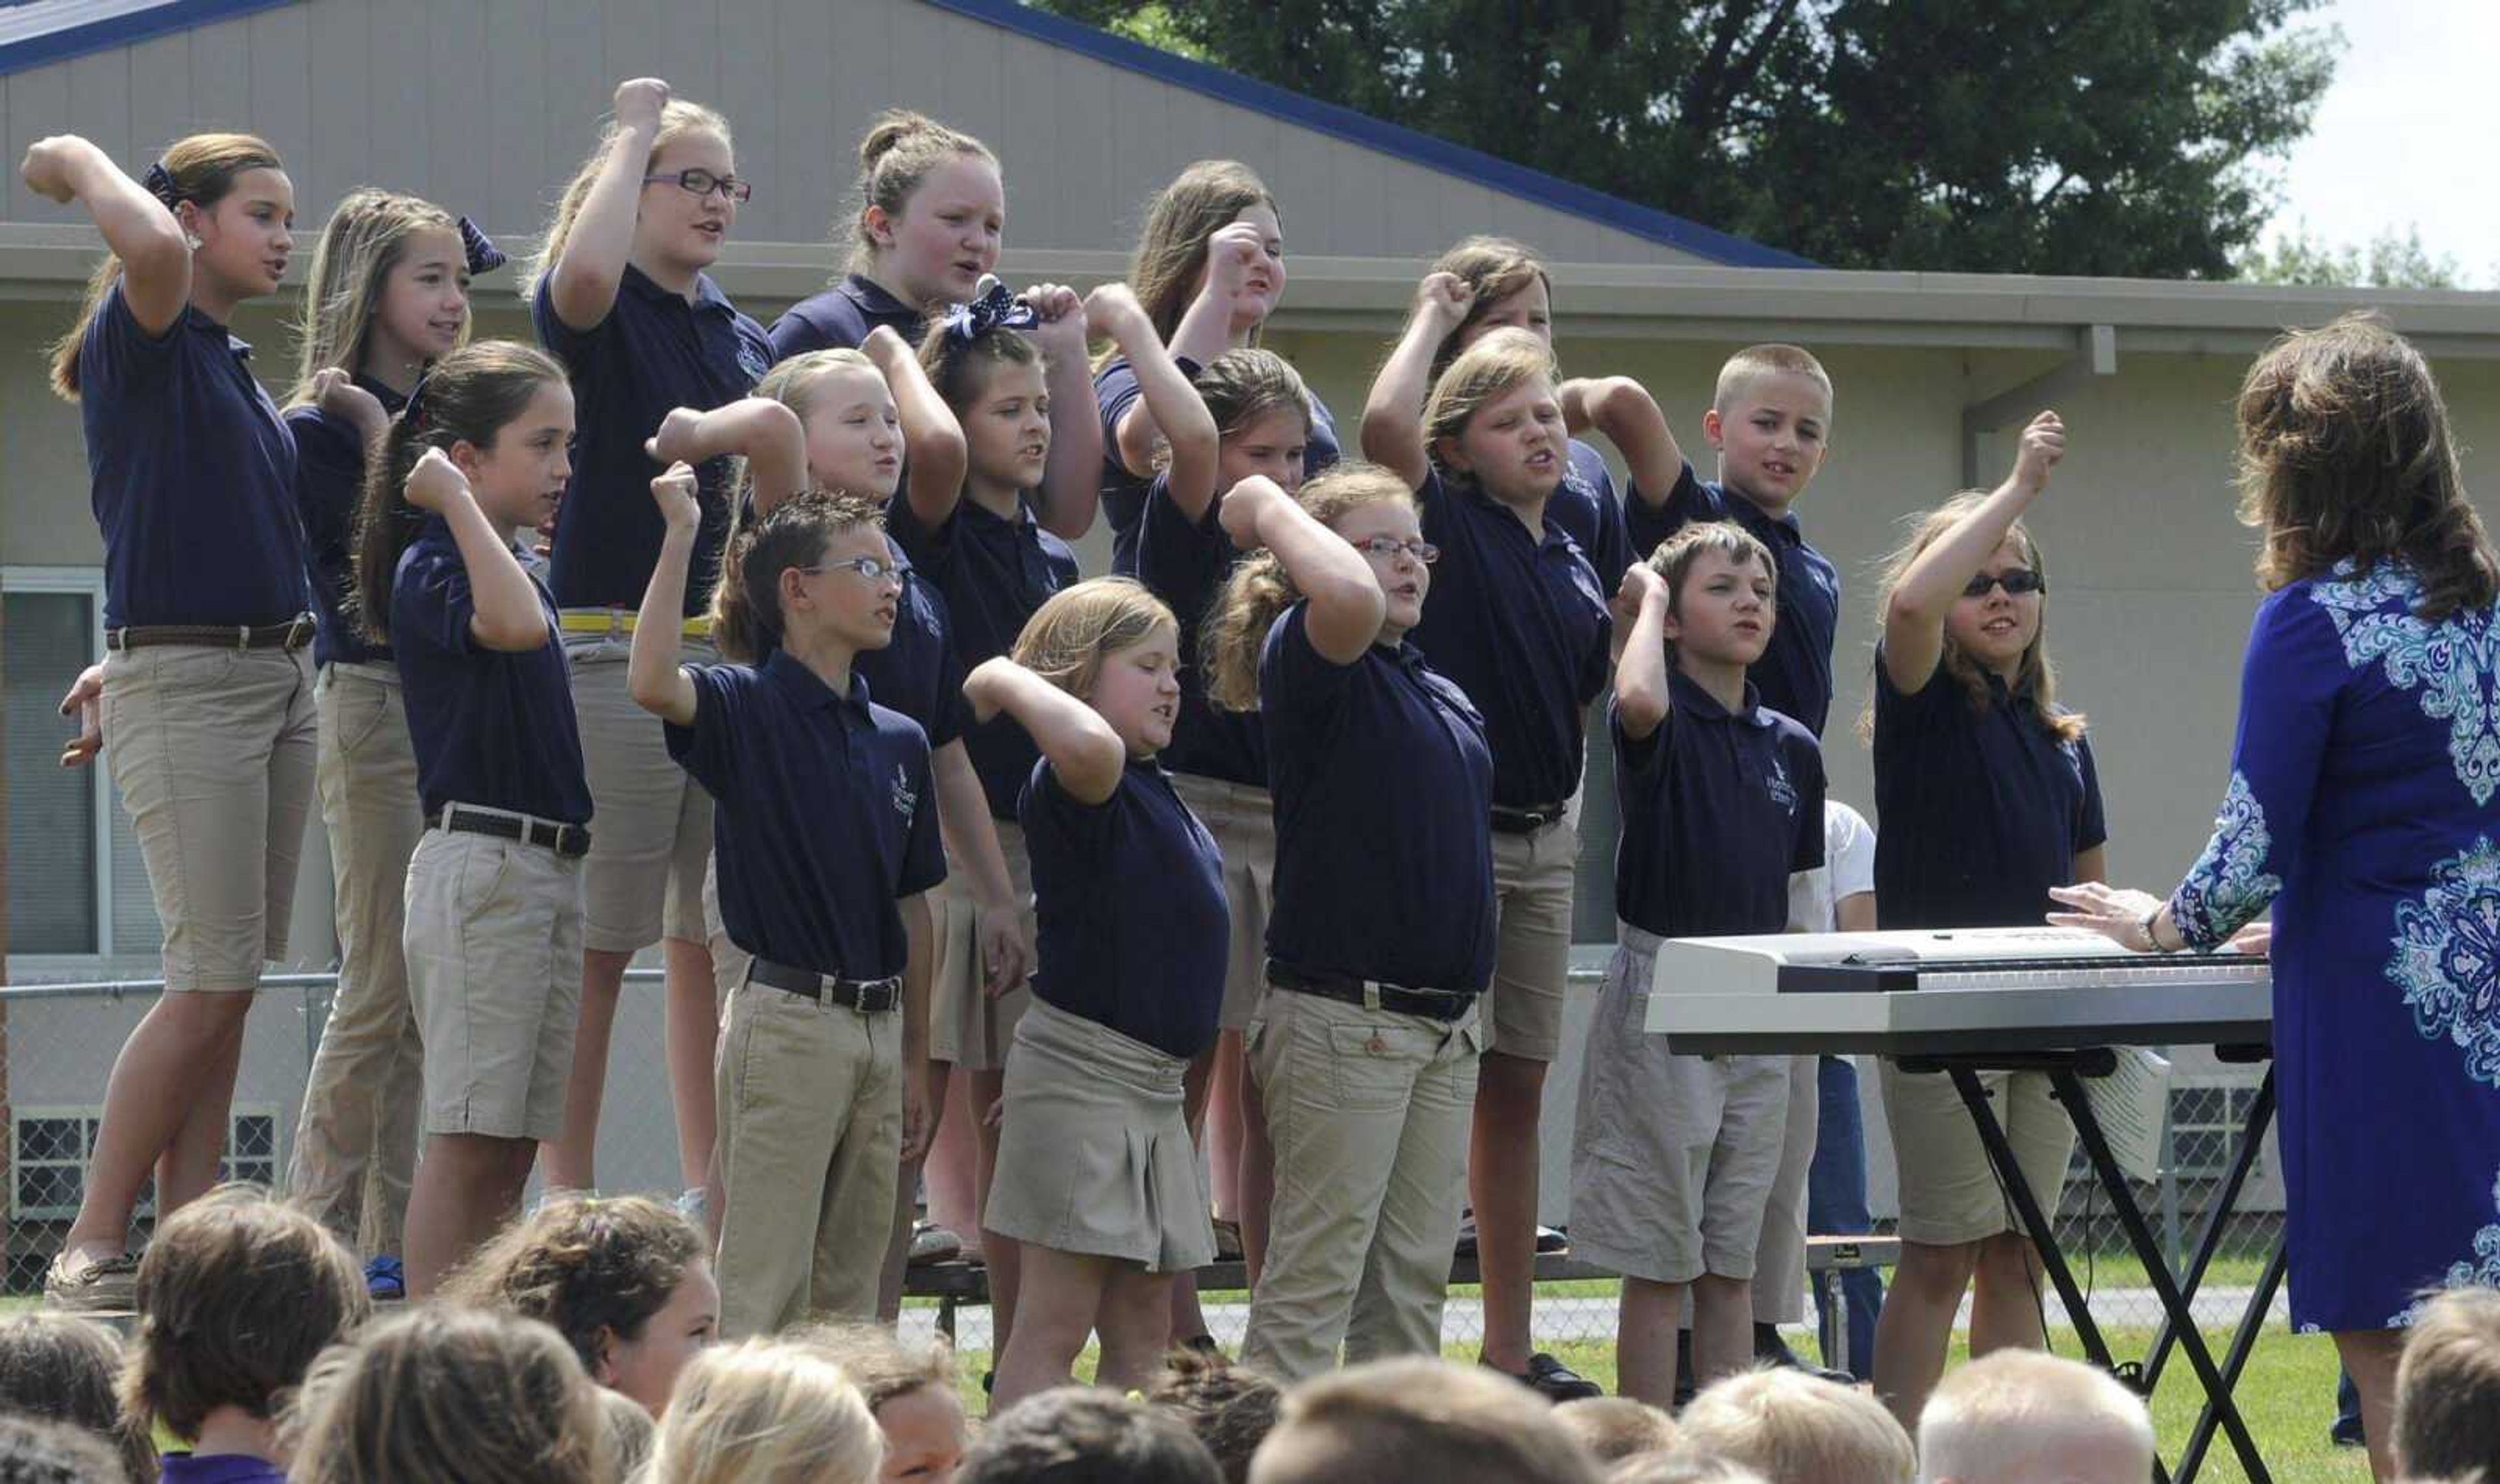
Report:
1807,1056,1885,1378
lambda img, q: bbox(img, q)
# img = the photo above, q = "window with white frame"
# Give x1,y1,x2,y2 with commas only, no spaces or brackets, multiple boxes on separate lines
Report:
3,570,160,961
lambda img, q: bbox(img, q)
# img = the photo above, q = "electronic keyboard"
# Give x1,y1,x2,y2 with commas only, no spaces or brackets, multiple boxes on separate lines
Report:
1639,926,2272,1056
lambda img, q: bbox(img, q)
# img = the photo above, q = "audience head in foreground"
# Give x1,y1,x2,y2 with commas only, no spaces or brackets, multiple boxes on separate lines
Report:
1674,1368,1915,1484
1246,1358,1602,1484
960,1388,1221,1484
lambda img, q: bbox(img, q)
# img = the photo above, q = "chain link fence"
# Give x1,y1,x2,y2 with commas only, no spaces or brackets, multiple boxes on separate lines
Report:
0,974,2281,1357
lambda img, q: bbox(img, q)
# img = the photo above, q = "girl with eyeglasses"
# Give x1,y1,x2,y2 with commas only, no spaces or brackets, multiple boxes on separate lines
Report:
527,77,775,1211
1360,291,1616,1401
1202,465,1495,1381
1860,411,2110,1431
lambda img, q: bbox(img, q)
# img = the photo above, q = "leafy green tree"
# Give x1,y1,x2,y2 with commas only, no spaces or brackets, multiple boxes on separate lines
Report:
2235,223,2467,290
1038,0,2339,277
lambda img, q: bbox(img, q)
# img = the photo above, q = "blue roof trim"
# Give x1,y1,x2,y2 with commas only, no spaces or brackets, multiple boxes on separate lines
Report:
924,0,1814,269
0,0,294,78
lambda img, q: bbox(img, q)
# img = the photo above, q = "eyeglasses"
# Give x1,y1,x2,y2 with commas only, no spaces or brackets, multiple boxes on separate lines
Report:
1962,569,2046,599
1350,536,1441,566
796,556,902,586
643,169,753,204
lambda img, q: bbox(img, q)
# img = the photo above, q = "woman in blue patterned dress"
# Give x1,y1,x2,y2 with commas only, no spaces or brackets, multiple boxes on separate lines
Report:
2051,314,2500,1481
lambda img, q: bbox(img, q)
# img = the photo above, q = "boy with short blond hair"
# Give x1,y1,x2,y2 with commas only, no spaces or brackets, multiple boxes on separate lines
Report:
1613,342,1839,741
1916,1350,2154,1483
1247,1358,1604,1484
1555,1396,1680,1464
2394,1287,2500,1481
1674,1368,1914,1484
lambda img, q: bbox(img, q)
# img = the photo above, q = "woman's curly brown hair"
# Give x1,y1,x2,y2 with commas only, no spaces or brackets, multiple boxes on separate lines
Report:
438,1195,706,1377
2236,312,2497,620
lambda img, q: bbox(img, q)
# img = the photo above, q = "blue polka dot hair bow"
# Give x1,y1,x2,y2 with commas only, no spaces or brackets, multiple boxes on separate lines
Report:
943,274,1037,345
458,217,508,276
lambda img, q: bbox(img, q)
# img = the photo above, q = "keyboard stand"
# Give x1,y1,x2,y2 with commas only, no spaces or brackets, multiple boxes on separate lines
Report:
1898,1047,2279,1484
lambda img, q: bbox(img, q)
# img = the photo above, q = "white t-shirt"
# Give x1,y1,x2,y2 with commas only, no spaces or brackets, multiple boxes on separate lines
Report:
1788,799,1877,933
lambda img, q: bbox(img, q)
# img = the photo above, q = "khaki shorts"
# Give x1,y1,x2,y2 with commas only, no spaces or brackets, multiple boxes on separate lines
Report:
1171,773,1275,1032
714,978,902,1336
986,998,1214,1271
402,823,585,1141
1480,819,1579,1062
930,819,1035,1071
101,642,317,991
563,625,714,953
1570,928,1788,1285
1880,1060,2076,1246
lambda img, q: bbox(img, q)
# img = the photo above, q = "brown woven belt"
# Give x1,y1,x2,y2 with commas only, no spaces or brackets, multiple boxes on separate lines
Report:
105,614,315,652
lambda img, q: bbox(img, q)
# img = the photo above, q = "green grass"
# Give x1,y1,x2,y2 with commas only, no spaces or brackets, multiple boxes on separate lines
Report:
953,1323,2365,1483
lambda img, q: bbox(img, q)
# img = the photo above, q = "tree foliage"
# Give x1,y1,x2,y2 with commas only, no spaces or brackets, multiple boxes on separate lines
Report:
2235,224,2467,290
1036,0,2339,277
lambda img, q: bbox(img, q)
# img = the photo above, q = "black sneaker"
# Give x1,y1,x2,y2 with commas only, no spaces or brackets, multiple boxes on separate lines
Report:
1491,1352,1602,1401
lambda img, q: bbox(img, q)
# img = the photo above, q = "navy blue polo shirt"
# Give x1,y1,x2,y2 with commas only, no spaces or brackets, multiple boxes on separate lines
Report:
533,265,772,615
1613,668,1824,939
1870,651,2107,929
1554,439,1633,599
391,519,590,823
1408,469,1613,810
857,538,970,751
1262,604,1495,993
1021,757,1229,1059
666,653,945,979
288,376,407,667
885,492,1080,817
767,272,925,360
81,281,305,629
1628,462,1839,737
1094,357,1340,575
1135,474,1264,787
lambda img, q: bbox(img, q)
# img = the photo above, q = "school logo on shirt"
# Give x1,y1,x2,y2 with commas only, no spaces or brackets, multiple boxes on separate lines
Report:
891,764,919,822
1765,756,1799,814
736,340,771,382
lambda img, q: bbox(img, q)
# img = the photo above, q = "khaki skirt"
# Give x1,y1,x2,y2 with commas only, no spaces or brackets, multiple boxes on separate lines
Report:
984,996,1215,1272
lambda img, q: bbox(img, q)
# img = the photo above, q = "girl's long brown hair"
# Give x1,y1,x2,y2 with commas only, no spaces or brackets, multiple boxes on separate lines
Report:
2236,312,2497,620
349,340,567,645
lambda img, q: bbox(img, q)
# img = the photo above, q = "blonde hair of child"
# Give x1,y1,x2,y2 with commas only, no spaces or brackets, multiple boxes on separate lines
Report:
529,98,734,294
848,110,997,277
1710,345,1833,419
1200,462,1417,713
1914,1350,2155,1484
1249,1357,1602,1484
1554,1397,1681,1466
1012,577,1178,701
642,1338,883,1484
1422,327,1556,464
1672,1368,1915,1484
1860,491,2085,745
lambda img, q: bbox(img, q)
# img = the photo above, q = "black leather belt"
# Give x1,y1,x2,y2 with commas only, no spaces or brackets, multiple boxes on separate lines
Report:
748,958,904,1013
1266,960,1474,1022
433,804,590,858
106,613,315,652
1491,802,1568,834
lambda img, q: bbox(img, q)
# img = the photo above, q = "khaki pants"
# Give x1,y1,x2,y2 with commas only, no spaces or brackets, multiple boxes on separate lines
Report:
1242,985,1482,1381
1483,821,1579,1061
930,819,1035,1071
100,642,317,989
1752,1054,1818,1324
714,982,903,1337
402,826,584,1140
288,664,426,1256
563,629,714,952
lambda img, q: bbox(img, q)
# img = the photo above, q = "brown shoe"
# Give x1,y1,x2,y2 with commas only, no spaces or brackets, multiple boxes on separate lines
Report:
43,1250,138,1313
